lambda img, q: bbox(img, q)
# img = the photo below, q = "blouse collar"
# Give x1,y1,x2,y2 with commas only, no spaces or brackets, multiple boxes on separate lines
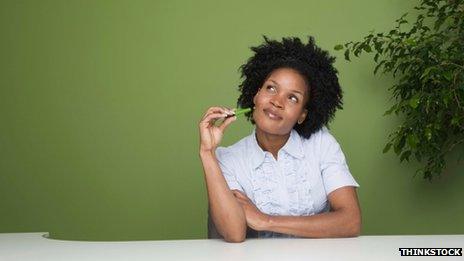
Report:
248,127,304,169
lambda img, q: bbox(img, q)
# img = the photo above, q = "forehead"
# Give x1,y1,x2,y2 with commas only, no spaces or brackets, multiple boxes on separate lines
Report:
265,68,308,94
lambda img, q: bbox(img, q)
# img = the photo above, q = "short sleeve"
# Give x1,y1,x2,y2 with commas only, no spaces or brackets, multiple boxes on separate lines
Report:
319,128,360,195
214,147,244,192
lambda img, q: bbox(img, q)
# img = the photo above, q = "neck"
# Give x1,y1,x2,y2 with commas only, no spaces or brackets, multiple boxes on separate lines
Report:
255,127,290,160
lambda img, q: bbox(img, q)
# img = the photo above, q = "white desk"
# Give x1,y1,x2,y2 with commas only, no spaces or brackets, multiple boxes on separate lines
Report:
0,232,462,260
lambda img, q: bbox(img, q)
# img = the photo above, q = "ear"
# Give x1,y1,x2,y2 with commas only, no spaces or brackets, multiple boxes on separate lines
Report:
253,88,261,106
298,109,308,124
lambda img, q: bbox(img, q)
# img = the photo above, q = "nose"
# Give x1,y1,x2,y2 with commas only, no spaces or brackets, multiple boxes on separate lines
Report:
270,95,284,109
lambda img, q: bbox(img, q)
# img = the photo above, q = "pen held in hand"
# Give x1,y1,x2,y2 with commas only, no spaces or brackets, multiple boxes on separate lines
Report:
225,107,252,118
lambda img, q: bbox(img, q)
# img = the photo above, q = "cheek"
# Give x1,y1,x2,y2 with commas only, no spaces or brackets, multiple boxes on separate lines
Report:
287,107,305,121
255,93,270,106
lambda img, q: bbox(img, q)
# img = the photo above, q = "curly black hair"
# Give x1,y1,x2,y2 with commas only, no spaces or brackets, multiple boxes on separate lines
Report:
236,35,343,139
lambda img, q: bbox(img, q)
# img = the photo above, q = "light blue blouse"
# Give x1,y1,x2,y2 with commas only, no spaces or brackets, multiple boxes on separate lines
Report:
215,126,360,238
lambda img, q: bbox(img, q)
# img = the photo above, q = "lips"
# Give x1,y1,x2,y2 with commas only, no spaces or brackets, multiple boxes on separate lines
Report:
263,108,283,120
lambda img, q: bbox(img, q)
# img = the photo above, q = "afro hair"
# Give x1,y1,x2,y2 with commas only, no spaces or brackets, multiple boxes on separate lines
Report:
236,35,343,139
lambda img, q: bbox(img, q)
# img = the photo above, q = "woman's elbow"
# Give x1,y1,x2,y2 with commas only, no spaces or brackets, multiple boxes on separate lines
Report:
221,224,246,243
347,214,362,237
349,223,361,237
223,233,246,243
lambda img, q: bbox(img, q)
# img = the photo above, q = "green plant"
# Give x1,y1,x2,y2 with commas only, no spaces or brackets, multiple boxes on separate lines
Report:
335,0,464,180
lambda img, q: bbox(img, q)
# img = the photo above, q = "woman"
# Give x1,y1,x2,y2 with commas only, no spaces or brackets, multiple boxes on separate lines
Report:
199,36,361,242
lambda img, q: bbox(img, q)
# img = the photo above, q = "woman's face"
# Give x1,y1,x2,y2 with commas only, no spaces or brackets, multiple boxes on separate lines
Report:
252,67,309,136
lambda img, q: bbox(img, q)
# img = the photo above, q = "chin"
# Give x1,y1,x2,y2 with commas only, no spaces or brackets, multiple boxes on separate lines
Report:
254,117,291,136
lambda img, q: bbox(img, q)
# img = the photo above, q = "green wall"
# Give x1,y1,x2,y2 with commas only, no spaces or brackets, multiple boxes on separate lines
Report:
1,0,463,241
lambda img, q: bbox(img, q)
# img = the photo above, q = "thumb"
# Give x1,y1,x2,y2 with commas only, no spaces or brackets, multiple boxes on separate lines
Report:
219,115,236,132
232,189,246,198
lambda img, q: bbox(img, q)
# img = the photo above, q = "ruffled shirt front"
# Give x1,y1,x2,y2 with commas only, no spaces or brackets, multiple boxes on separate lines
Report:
215,126,360,238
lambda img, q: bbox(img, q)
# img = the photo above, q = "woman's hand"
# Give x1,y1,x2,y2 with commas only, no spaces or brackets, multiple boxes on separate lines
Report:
199,106,236,153
232,190,270,231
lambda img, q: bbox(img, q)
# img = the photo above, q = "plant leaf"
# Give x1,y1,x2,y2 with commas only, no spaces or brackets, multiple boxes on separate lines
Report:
383,142,392,153
383,104,397,116
344,49,350,61
374,60,386,74
407,134,419,149
363,44,372,53
400,150,412,162
409,95,420,109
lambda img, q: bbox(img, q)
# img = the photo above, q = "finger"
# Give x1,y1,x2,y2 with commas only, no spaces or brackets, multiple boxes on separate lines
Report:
201,110,222,121
199,112,228,125
201,111,226,121
221,107,235,115
232,189,243,195
219,115,236,132
201,109,232,122
232,189,246,196
204,106,224,114
235,197,247,205
204,106,233,118
201,107,222,121
232,191,241,198
234,193,252,205
232,190,247,199
199,114,220,127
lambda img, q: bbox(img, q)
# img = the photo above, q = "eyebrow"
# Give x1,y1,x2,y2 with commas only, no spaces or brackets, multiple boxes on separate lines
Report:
269,79,304,96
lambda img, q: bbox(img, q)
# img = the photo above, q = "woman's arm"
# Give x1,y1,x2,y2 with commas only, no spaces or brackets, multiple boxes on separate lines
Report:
200,150,247,242
234,186,361,238
198,106,246,243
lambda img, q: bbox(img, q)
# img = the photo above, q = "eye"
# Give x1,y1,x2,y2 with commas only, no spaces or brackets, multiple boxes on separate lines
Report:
266,85,276,93
289,95,298,103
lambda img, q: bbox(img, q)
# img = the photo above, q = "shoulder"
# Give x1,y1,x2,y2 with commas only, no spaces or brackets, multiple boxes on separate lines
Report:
215,134,252,162
318,126,340,148
298,126,344,160
300,126,335,148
